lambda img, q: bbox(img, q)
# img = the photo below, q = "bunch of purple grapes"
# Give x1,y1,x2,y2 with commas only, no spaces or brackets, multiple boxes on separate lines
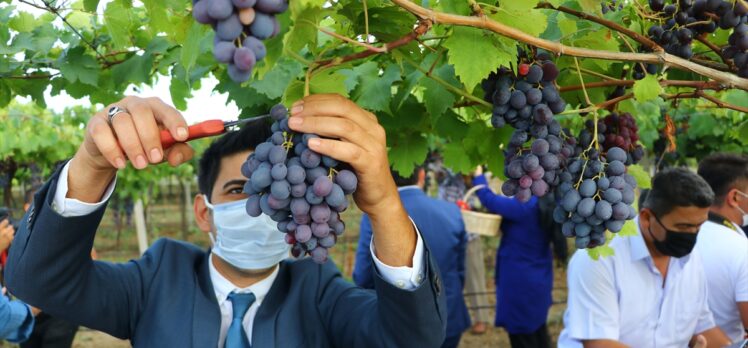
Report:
601,0,624,13
553,144,638,248
482,54,573,203
192,0,288,83
580,112,645,165
642,0,748,78
724,17,748,77
242,104,358,263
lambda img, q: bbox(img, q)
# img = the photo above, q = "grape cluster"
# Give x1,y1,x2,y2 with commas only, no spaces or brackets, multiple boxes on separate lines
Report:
581,112,645,165
192,0,288,83
601,0,624,13
242,104,358,263
644,0,748,78
482,55,572,203
723,10,748,77
553,146,638,248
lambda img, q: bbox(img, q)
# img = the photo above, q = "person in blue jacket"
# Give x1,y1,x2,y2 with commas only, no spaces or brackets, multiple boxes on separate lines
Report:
354,166,470,348
0,219,35,344
472,168,553,348
5,95,447,347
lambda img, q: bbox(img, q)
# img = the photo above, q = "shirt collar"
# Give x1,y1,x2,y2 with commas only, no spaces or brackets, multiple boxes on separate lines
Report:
630,216,691,266
397,186,422,192
208,253,279,306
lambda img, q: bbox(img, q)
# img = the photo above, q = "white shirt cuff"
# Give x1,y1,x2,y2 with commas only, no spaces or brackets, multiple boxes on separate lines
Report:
370,218,425,290
52,161,117,217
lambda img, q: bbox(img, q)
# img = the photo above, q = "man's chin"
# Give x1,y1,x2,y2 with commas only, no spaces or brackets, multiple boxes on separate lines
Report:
213,254,278,276
233,264,277,276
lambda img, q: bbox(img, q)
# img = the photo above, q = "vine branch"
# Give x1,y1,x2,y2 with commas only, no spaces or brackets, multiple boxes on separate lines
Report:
18,0,104,60
389,0,748,91
536,2,661,52
559,79,725,92
695,34,731,67
311,19,432,71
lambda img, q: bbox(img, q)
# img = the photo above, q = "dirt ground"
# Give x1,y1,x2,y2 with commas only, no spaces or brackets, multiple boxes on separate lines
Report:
57,197,569,347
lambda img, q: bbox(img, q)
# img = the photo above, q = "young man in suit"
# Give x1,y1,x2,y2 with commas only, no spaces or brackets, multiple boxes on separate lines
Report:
353,167,470,348
6,94,447,347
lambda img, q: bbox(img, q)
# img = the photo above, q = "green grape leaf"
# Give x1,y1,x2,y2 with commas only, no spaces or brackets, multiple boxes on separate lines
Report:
627,164,651,189
388,132,429,177
83,0,100,12
351,62,401,113
58,47,99,86
180,22,208,77
618,219,638,237
587,244,615,260
104,0,133,48
633,74,662,102
443,27,514,92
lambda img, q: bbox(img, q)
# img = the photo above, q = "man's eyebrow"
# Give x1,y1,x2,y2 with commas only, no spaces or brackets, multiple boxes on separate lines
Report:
222,179,247,190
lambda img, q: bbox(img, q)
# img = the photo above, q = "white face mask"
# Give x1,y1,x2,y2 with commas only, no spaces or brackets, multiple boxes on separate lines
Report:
203,196,290,270
735,191,748,227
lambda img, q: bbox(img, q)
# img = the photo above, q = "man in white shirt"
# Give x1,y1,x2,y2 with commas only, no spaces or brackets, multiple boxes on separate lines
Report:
558,168,731,348
696,153,748,343
5,95,448,347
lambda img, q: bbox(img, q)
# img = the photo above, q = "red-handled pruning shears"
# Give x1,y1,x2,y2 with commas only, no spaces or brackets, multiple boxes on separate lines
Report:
159,115,270,149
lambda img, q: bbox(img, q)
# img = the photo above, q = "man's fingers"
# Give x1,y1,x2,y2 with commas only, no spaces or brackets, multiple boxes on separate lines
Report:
143,97,189,142
288,116,377,151
88,117,127,169
693,335,707,348
127,101,164,163
164,143,194,167
110,111,148,169
0,220,7,229
291,94,379,135
305,138,367,169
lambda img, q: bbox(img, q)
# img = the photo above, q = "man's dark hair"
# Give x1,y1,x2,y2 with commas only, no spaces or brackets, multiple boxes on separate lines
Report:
643,168,714,217
391,166,423,187
697,152,748,205
198,121,271,200
638,188,650,211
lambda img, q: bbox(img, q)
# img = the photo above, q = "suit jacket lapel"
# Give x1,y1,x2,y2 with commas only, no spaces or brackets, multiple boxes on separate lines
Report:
252,261,290,347
193,251,221,348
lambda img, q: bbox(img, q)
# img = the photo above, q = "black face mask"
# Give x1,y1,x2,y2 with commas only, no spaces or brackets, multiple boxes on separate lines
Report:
646,214,698,258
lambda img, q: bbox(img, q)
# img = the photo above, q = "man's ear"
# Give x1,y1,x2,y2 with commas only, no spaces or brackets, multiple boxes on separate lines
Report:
194,194,212,233
639,207,652,231
727,188,741,209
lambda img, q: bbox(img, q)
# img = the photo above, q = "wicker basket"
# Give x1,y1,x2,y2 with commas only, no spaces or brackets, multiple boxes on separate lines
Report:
461,185,502,237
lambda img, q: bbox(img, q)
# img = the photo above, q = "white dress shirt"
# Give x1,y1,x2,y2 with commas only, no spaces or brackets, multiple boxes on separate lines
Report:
52,162,427,347
695,220,748,342
558,218,716,348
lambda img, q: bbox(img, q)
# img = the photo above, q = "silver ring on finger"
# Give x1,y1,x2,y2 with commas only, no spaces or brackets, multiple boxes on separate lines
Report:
107,106,128,125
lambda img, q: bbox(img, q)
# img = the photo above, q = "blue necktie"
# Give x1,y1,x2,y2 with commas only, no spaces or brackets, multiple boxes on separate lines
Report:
225,292,255,348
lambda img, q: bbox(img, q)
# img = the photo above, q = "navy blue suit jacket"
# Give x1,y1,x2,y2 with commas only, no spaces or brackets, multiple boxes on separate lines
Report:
6,166,447,347
353,188,470,339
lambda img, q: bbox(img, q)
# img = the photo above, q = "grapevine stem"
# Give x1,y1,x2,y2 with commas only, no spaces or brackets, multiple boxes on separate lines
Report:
573,57,593,107
559,79,725,93
467,0,485,17
304,68,312,97
695,34,731,67
284,47,313,66
617,33,649,76
363,0,370,43
578,68,622,82
389,0,748,91
536,2,662,51
305,21,387,53
310,19,432,73
401,56,492,107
